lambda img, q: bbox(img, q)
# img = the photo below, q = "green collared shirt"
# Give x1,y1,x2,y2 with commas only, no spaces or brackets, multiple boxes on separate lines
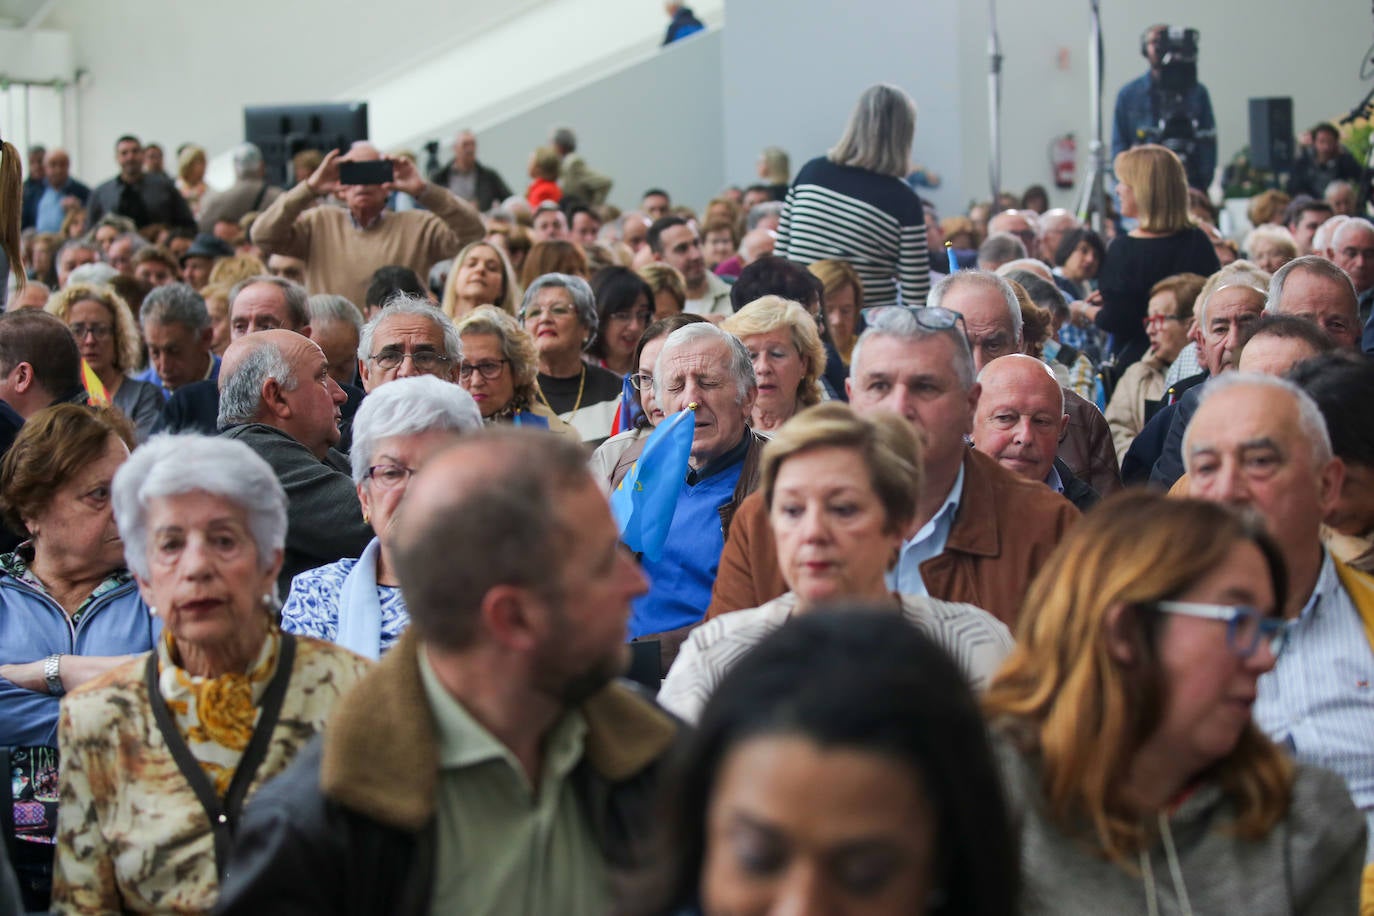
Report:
418,651,610,916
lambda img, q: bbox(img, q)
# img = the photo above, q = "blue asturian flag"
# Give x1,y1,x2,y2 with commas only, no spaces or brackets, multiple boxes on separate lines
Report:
610,406,696,561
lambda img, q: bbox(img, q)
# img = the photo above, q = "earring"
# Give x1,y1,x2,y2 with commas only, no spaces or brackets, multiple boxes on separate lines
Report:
148,605,158,617
261,593,274,608
363,512,370,524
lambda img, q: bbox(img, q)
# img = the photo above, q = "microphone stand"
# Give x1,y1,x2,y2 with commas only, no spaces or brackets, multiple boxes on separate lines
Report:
1073,0,1108,232
987,0,1003,206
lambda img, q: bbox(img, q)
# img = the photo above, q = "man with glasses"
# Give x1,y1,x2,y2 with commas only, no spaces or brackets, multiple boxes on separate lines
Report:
708,304,1079,628
357,298,461,393
1184,373,1374,847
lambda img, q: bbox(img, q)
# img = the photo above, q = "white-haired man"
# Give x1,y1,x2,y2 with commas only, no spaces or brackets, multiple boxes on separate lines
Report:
1185,373,1374,851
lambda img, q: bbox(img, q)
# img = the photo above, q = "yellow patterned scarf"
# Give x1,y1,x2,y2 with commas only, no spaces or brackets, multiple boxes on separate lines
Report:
156,629,280,798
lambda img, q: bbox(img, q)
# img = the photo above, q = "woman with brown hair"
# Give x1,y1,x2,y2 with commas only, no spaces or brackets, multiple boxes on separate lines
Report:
441,239,520,319
1074,145,1219,369
807,258,864,367
985,491,1364,914
518,239,588,288
0,135,22,310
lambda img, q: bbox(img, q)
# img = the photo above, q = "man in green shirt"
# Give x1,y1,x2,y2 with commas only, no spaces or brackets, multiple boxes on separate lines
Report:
215,429,682,916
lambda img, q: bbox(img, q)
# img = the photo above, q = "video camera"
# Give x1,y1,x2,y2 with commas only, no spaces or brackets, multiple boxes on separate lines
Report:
1139,26,1211,172
1153,27,1199,93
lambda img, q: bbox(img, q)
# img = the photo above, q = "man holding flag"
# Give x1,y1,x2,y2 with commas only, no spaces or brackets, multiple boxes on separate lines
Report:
609,323,764,672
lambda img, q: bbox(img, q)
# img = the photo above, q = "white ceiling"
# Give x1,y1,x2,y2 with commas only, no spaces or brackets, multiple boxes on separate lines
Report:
0,0,57,29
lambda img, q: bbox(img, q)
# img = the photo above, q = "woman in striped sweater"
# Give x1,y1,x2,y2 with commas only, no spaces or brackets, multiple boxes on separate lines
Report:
777,83,930,308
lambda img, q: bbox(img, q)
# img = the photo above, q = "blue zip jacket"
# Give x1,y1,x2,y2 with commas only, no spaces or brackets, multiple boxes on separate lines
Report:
0,573,158,748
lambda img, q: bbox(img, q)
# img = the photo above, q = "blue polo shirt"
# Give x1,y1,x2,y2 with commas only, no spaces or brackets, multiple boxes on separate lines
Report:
629,434,750,639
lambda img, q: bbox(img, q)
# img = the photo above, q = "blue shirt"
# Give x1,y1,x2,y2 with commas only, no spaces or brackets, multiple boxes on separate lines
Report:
1254,551,1374,859
630,438,748,638
887,464,965,596
36,186,67,233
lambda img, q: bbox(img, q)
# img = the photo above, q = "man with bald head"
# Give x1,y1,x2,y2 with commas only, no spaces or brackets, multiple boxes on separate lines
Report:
216,429,677,914
987,210,1039,260
973,355,1098,510
429,129,512,211
252,141,484,307
1184,373,1374,846
25,148,90,233
218,329,371,592
929,270,1121,495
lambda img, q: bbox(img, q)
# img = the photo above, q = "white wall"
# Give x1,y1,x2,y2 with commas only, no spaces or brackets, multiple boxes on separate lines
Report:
723,0,1370,216
0,27,73,158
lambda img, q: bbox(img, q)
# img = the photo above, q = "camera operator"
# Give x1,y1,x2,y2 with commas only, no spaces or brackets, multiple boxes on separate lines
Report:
1112,24,1217,192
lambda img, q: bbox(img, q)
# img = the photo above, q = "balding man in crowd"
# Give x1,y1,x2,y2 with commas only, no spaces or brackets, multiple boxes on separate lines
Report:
710,307,1079,628
1150,258,1354,485
929,270,1121,494
356,297,461,392
55,240,98,289
155,276,366,438
1262,255,1360,350
976,233,1028,272
1037,208,1076,266
197,142,283,235
25,148,89,233
1184,373,1374,850
611,324,764,666
649,216,732,317
87,135,195,231
6,282,50,312
987,209,1039,259
252,142,483,307
217,429,677,915
136,283,218,396
429,129,512,212
217,329,371,593
1329,218,1374,327
973,354,1098,511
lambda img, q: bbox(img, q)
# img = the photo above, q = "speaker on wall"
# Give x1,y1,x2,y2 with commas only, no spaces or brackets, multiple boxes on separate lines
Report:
1249,97,1294,172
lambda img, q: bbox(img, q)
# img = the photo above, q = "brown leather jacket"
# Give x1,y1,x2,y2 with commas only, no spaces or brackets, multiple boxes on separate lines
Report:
1059,389,1123,496
706,448,1081,629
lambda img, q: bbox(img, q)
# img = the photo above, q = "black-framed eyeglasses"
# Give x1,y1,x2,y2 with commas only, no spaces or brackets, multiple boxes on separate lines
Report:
860,305,967,336
458,359,509,380
368,349,452,371
629,372,653,391
365,464,417,489
1152,600,1292,659
70,322,113,340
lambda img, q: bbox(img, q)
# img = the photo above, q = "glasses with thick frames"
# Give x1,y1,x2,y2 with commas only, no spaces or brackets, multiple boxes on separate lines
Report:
368,350,453,372
1152,600,1291,659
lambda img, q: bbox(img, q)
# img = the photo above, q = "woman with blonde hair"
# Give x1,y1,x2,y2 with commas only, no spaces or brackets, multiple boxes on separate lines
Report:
984,490,1364,914
1075,145,1219,370
720,295,826,433
638,262,686,319
659,402,1011,723
45,284,163,440
453,304,576,438
807,258,864,366
441,239,519,318
176,144,210,216
1243,224,1298,275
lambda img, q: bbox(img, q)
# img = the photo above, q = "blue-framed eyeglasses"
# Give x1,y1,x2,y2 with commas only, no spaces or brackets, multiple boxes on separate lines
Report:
1152,601,1292,659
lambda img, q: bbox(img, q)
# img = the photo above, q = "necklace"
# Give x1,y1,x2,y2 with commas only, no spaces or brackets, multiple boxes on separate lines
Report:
536,363,586,418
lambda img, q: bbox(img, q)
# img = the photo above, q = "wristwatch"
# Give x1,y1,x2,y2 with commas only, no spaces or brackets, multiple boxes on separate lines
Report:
44,654,64,697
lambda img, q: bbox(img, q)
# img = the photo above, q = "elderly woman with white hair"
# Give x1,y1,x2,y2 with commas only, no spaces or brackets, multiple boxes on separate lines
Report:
50,434,371,914
776,83,930,307
520,272,623,446
280,376,483,658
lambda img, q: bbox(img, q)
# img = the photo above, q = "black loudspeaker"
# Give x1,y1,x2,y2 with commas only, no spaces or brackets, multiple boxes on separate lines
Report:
1249,97,1294,172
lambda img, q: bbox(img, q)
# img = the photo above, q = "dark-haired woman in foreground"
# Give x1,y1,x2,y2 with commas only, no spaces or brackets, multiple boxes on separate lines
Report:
638,609,1018,916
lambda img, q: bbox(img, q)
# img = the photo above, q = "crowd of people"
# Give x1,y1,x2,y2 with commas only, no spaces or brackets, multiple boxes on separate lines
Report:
0,62,1373,915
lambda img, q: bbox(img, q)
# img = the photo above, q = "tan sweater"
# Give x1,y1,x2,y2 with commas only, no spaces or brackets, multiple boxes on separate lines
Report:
1104,354,1167,464
251,181,484,308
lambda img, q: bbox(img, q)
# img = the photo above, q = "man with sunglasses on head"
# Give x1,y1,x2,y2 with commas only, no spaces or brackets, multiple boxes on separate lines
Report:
708,302,1079,629
1184,372,1374,851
